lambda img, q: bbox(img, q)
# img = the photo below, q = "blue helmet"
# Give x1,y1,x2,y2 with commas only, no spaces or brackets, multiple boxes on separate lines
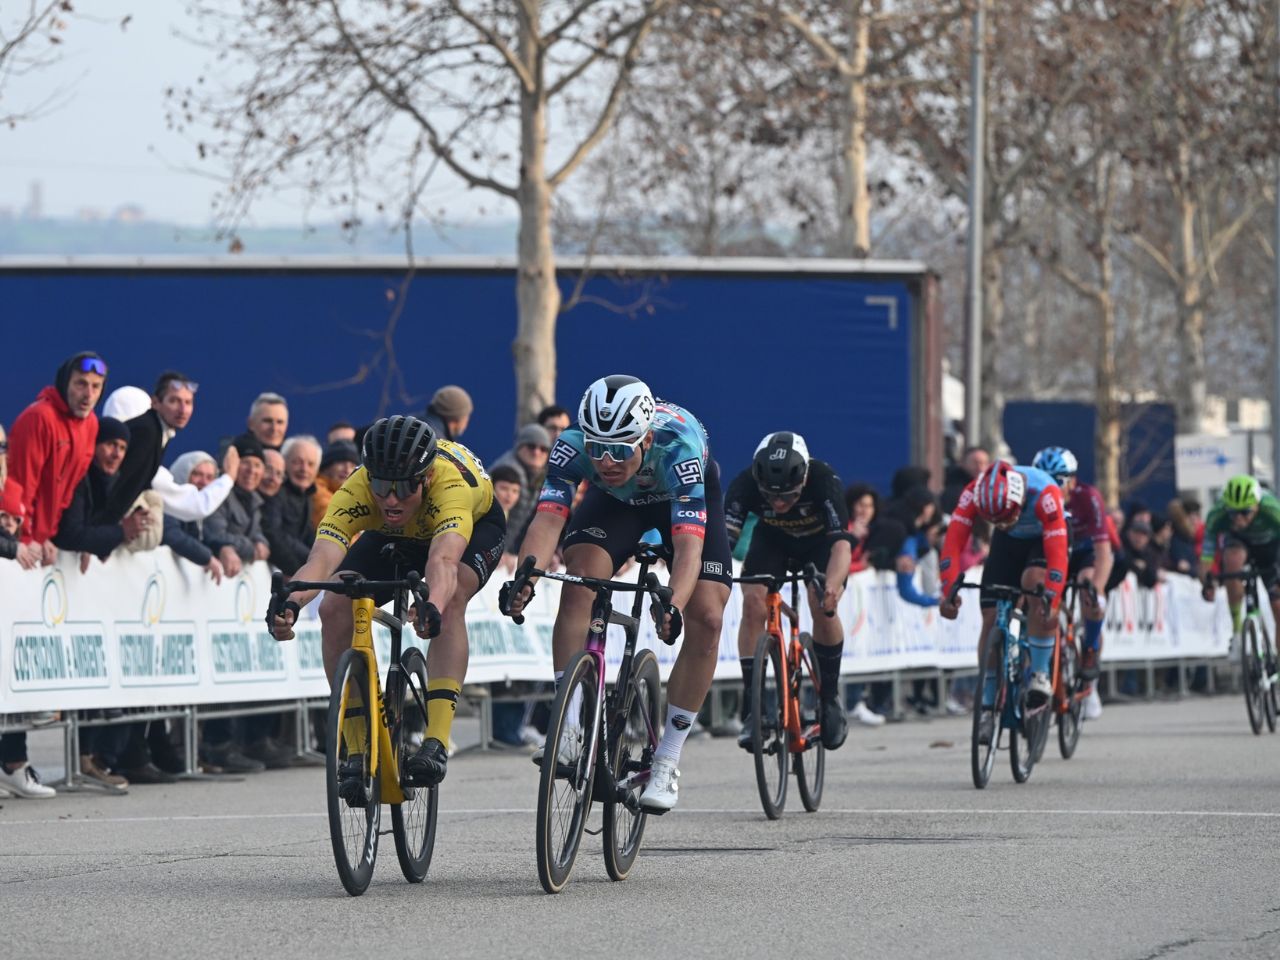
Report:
1032,446,1078,484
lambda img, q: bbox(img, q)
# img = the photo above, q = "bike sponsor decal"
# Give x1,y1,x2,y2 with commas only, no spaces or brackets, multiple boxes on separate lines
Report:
589,617,605,635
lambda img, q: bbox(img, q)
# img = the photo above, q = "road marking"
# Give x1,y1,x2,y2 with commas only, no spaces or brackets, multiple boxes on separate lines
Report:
4,806,1280,826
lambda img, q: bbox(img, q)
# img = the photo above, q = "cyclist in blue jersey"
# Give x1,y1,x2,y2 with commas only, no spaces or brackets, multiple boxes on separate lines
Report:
502,375,732,813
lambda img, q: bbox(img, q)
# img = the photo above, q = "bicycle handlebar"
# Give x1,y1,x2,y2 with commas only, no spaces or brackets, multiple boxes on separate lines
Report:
732,562,836,617
947,578,1050,616
499,555,677,639
267,569,431,637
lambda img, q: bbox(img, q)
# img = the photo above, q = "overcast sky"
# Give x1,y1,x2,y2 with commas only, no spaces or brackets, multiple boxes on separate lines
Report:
0,3,493,227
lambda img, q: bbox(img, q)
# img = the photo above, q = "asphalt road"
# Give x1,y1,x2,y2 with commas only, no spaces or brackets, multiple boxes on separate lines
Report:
4,695,1279,960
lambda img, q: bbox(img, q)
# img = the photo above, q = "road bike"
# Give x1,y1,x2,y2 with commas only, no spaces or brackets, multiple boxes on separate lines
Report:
1051,578,1094,760
1215,567,1278,735
950,580,1053,788
268,561,437,896
733,564,827,819
502,543,670,894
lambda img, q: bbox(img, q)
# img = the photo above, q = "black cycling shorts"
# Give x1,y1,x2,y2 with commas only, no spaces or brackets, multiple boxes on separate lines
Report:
561,459,733,587
741,525,833,584
1223,535,1280,595
980,529,1045,609
1068,545,1096,581
338,498,507,605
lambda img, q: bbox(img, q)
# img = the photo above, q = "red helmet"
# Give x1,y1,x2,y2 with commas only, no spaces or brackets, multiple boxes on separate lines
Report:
972,461,1026,524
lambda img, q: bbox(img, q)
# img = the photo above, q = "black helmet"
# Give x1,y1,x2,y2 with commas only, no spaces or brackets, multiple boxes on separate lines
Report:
752,431,810,494
361,416,438,480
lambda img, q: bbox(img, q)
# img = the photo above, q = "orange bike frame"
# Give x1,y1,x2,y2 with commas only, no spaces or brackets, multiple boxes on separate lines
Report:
763,587,812,752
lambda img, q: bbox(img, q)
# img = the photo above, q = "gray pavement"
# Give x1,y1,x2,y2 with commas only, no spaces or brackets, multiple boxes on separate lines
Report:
4,696,1280,960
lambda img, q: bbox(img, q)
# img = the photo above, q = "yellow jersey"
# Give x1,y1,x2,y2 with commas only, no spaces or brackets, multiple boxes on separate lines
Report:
316,440,494,550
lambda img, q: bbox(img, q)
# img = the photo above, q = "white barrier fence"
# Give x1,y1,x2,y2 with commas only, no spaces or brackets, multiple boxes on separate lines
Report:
0,550,1244,713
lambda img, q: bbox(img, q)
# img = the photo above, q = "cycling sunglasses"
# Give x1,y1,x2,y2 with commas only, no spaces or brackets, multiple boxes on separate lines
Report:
368,475,423,499
586,438,642,462
1229,507,1256,518
77,357,108,376
761,486,804,501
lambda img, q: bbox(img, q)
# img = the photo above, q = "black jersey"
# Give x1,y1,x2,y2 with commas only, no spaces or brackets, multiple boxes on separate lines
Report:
725,459,848,544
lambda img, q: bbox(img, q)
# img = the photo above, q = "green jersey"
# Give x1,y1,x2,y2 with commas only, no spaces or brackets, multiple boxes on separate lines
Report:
1200,492,1280,562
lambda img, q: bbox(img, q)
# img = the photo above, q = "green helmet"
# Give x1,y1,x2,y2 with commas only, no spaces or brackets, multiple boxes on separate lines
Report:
1222,474,1261,511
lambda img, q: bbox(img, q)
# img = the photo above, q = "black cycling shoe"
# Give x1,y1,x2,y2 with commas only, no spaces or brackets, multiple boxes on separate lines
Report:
737,717,755,753
403,737,448,787
337,756,369,808
820,699,848,750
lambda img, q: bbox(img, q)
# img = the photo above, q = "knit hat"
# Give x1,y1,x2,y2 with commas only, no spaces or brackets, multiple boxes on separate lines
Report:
516,423,552,450
0,480,25,521
429,385,474,419
96,417,131,446
103,385,151,422
171,450,216,484
234,434,267,462
320,440,360,472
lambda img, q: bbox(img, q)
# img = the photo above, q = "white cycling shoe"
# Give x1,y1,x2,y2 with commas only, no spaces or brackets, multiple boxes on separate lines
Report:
638,757,680,812
1082,686,1103,720
1027,672,1053,705
531,726,582,766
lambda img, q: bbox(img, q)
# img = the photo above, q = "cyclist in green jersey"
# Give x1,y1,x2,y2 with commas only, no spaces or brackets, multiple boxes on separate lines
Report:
1199,475,1280,649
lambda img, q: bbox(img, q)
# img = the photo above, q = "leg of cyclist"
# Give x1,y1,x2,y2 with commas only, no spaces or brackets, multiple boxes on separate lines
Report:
1223,542,1248,650
736,583,769,750
804,535,852,749
1021,563,1056,706
1076,564,1106,719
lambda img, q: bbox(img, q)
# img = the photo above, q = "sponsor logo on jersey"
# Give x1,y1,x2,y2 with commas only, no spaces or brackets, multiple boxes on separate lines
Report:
629,493,671,506
703,560,723,576
582,527,607,539
333,503,372,520
675,509,707,522
673,458,704,486
1040,493,1058,515
539,484,569,502
548,438,576,468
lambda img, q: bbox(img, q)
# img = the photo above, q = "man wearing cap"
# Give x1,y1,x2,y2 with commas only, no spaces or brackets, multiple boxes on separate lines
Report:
7,351,108,565
54,417,155,568
423,385,473,441
491,423,551,548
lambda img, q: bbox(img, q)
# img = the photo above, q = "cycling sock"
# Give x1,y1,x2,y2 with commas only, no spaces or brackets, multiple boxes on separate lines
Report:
1083,617,1103,656
424,678,461,745
739,657,754,718
1230,603,1243,635
654,705,699,764
1027,635,1054,676
813,641,845,702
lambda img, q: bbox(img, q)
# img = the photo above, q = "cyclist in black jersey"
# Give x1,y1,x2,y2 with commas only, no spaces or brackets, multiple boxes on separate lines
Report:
725,432,852,750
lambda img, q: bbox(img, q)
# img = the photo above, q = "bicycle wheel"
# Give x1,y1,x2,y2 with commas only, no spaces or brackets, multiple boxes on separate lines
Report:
972,627,1003,790
536,650,599,894
752,631,789,819
1267,628,1280,732
326,648,381,896
390,646,438,883
603,649,661,882
1057,639,1083,760
793,633,825,813
1010,650,1043,783
1242,618,1265,735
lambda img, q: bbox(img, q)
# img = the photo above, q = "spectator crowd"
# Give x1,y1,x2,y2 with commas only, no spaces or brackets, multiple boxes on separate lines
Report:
0,350,1212,799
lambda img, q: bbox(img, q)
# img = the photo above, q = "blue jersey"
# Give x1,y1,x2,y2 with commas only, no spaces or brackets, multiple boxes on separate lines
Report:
1005,466,1063,541
537,401,712,536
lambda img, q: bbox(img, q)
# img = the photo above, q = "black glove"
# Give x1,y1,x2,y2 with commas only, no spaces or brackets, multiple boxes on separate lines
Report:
499,579,534,618
268,599,299,640
654,601,683,645
415,601,442,639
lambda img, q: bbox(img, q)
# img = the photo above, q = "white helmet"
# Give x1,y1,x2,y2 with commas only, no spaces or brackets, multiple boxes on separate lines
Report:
578,375,656,443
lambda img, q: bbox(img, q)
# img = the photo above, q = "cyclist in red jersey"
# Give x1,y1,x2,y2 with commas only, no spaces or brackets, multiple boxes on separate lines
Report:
938,461,1069,745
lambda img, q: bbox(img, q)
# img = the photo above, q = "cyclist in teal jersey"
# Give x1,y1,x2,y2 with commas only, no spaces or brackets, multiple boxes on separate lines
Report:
1199,474,1280,648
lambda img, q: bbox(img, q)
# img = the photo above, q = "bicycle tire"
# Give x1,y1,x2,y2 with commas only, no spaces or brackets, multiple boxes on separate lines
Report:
390,646,438,883
972,627,1003,790
1243,618,1265,735
1011,648,1042,783
536,650,599,894
793,633,825,813
326,648,381,896
603,649,661,882
752,631,789,819
1267,626,1280,732
1057,639,1083,760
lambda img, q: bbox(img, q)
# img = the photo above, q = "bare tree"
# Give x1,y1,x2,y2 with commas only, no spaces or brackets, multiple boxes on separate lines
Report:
1,1,84,128
175,0,671,428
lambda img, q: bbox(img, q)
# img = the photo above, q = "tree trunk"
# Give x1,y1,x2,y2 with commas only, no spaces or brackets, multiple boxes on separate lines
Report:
1176,188,1206,433
836,1,871,257
1094,161,1121,507
512,12,560,431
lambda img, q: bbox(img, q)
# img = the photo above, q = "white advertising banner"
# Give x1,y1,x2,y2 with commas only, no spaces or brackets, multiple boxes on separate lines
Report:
0,551,1243,713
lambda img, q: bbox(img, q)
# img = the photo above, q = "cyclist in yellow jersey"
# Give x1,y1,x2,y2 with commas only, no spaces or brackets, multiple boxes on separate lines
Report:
270,415,505,786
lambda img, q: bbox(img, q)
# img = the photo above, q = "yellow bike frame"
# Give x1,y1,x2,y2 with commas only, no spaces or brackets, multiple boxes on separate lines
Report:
346,597,406,805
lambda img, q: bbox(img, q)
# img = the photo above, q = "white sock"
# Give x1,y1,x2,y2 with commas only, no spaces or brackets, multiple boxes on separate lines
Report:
654,705,698,764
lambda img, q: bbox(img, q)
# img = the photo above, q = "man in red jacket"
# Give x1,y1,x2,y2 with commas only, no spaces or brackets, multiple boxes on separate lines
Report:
8,352,108,565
